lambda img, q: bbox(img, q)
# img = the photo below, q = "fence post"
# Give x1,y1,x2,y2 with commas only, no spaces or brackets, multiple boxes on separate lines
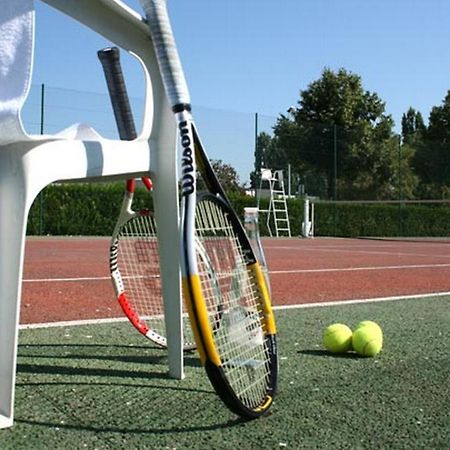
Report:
38,83,45,235
333,124,337,200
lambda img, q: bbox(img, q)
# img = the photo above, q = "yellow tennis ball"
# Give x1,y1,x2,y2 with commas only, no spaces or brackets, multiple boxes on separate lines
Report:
352,326,383,357
323,323,353,353
355,320,382,338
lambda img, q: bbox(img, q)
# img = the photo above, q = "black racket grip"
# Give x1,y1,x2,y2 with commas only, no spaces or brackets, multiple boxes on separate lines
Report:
97,47,137,141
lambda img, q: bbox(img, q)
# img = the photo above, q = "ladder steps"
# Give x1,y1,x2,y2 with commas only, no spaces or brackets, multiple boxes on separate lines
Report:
259,169,291,238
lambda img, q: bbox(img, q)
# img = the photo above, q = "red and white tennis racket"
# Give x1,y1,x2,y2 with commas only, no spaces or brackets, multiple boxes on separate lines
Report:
98,46,195,350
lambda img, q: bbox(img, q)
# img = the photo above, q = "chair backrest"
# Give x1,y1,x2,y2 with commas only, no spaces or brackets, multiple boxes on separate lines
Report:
0,0,34,144
0,0,172,145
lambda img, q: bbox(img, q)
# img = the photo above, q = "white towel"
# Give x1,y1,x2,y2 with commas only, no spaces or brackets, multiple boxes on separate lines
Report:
0,0,34,144
55,123,104,141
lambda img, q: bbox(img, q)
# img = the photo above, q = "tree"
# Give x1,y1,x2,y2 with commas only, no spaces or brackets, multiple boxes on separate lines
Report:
270,68,416,199
412,92,450,198
198,159,243,193
401,107,425,145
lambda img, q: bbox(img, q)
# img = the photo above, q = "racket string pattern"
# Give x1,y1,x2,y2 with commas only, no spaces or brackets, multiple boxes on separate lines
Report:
195,196,275,412
111,209,195,349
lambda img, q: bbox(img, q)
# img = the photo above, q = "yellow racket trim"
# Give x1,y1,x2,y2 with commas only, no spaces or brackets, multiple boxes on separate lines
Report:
250,262,277,335
254,395,274,413
182,274,221,366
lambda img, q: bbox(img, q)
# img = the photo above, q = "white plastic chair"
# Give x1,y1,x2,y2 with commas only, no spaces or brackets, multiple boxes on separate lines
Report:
0,0,184,429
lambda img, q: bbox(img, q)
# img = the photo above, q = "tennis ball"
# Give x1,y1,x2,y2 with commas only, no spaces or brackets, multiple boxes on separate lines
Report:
355,320,383,339
352,326,383,357
323,323,353,353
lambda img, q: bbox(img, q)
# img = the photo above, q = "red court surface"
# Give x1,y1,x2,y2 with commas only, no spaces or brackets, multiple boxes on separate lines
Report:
21,236,450,324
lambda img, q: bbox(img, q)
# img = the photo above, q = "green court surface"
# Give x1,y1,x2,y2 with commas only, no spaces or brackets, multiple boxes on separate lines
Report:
2,295,450,449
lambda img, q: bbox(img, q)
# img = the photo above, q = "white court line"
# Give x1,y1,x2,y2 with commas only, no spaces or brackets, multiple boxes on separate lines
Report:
266,245,450,259
21,262,450,283
23,276,110,283
23,275,160,283
19,292,450,330
19,317,129,330
273,291,450,310
270,262,450,275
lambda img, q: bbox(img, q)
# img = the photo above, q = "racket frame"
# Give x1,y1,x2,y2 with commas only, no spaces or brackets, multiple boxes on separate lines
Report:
140,0,278,418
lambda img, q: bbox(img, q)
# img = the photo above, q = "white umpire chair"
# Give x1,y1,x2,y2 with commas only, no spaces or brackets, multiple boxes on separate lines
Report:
0,0,185,429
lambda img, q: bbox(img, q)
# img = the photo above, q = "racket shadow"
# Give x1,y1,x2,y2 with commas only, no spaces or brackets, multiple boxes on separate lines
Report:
14,378,244,436
13,367,247,440
15,416,244,436
298,349,361,359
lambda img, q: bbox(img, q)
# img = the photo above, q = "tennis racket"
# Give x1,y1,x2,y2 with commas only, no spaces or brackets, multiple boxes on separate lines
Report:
140,0,278,418
98,46,195,350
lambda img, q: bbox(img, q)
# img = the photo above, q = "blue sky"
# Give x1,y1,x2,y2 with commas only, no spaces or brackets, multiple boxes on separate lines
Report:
27,0,450,183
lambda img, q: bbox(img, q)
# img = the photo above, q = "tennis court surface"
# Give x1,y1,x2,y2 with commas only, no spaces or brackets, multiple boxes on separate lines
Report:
20,236,450,323
1,237,449,448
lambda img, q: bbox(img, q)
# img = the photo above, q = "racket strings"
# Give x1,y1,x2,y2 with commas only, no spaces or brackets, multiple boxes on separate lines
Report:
195,199,272,409
115,213,193,347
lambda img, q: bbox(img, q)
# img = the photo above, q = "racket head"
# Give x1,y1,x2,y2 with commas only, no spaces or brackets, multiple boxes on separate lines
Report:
110,180,196,350
183,193,278,418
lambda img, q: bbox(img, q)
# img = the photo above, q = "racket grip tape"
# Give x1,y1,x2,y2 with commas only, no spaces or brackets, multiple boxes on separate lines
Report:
140,0,191,110
97,47,137,141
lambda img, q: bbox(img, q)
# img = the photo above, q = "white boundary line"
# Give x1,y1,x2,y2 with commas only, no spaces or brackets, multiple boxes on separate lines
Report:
21,262,450,284
273,291,450,310
270,263,450,275
19,291,450,330
19,317,129,330
23,276,110,283
267,245,450,260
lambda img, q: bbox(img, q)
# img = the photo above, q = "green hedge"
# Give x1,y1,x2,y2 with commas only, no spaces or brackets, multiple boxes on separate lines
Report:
27,184,450,238
314,202,450,238
27,183,153,236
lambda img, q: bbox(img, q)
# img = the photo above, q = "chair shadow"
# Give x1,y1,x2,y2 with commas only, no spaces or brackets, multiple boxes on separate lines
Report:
18,343,202,368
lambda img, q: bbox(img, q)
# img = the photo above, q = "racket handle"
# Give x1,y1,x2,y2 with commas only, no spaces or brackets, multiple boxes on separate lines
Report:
140,0,191,111
97,47,137,140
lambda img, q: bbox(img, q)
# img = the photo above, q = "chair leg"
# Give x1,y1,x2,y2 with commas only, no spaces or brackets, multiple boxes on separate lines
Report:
0,167,29,429
152,167,184,380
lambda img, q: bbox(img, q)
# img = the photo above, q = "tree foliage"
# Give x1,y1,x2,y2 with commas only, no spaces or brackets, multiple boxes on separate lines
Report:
411,92,450,198
402,107,425,145
247,69,450,201
267,68,417,199
198,159,243,193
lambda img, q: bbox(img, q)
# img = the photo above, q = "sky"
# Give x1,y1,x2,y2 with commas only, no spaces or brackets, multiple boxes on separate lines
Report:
26,0,450,183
